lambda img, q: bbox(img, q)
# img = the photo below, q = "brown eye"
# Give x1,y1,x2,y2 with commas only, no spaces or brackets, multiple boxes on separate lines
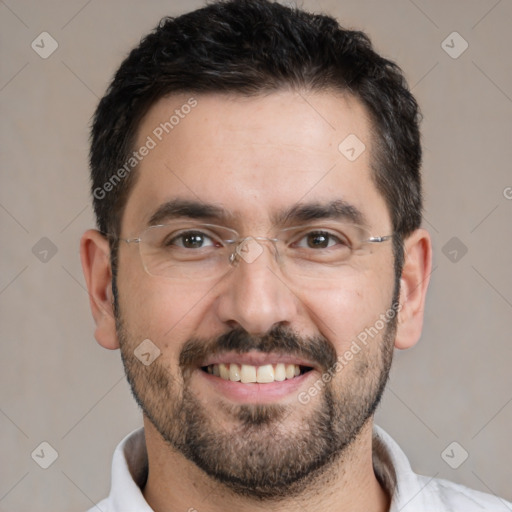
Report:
295,231,346,249
169,231,215,249
306,232,330,248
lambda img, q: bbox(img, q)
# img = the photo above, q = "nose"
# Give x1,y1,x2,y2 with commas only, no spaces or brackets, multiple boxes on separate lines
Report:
215,237,299,335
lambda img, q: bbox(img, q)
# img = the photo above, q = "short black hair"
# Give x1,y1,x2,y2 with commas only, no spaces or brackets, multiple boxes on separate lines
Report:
90,0,422,277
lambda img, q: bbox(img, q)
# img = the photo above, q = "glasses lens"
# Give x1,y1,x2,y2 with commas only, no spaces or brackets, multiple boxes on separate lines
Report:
279,223,388,279
139,223,236,279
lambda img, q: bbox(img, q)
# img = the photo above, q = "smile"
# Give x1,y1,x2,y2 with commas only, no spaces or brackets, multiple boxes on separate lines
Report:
202,363,313,383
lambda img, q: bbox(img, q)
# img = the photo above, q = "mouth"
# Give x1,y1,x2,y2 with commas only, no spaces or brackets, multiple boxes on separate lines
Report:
194,352,318,403
201,362,314,383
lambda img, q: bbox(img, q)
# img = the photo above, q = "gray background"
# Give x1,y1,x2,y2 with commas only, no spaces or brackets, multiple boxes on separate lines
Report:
1,0,511,510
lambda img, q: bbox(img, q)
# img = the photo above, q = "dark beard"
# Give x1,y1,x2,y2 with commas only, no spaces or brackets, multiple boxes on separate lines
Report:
117,318,396,500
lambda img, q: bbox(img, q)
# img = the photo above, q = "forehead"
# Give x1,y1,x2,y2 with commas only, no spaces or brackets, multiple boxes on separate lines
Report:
122,90,389,233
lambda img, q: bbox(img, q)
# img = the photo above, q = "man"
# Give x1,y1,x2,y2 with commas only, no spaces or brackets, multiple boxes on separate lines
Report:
80,0,511,510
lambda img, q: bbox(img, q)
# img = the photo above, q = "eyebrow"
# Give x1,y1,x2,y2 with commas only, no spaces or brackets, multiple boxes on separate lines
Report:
146,198,368,229
146,199,232,227
275,200,368,228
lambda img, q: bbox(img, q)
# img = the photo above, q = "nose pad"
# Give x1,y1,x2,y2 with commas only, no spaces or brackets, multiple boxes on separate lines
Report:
229,237,279,266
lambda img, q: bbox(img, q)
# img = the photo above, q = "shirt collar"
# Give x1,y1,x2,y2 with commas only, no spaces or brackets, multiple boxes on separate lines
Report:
372,425,444,511
109,427,151,511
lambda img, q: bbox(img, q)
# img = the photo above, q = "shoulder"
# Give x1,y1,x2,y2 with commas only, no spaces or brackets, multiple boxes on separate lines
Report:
373,426,511,512
416,473,512,511
86,498,109,512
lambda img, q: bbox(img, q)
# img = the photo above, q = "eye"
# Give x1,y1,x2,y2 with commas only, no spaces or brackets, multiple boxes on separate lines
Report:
167,230,217,249
293,231,348,250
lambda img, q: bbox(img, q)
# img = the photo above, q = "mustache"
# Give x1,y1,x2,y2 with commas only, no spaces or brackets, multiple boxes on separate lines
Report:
179,325,337,372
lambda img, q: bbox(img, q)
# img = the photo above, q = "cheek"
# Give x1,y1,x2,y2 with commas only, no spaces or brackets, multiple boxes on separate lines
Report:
117,258,216,358
299,263,395,353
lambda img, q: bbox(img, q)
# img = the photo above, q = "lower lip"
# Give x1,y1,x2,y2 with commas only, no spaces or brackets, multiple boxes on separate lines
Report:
196,368,317,403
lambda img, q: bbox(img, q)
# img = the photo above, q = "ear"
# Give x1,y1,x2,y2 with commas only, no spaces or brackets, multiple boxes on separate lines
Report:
80,229,119,350
394,228,432,350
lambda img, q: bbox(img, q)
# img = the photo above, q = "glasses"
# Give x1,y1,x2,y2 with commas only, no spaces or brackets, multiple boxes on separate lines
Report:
117,221,393,282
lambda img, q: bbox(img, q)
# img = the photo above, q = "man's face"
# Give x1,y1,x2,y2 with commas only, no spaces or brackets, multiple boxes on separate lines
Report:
115,91,397,498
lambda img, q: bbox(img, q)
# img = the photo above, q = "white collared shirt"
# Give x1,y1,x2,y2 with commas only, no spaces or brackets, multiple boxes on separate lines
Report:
88,426,512,511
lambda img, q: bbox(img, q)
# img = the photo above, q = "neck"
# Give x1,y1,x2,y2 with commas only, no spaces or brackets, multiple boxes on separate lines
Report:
142,417,390,512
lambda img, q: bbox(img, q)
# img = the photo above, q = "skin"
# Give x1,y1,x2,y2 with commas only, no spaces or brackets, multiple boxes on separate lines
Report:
81,90,432,511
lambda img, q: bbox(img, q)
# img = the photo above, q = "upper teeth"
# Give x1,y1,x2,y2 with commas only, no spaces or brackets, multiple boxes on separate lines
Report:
206,363,302,383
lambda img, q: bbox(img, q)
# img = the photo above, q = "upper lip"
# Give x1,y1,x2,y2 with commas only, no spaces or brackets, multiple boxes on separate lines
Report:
200,351,318,369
